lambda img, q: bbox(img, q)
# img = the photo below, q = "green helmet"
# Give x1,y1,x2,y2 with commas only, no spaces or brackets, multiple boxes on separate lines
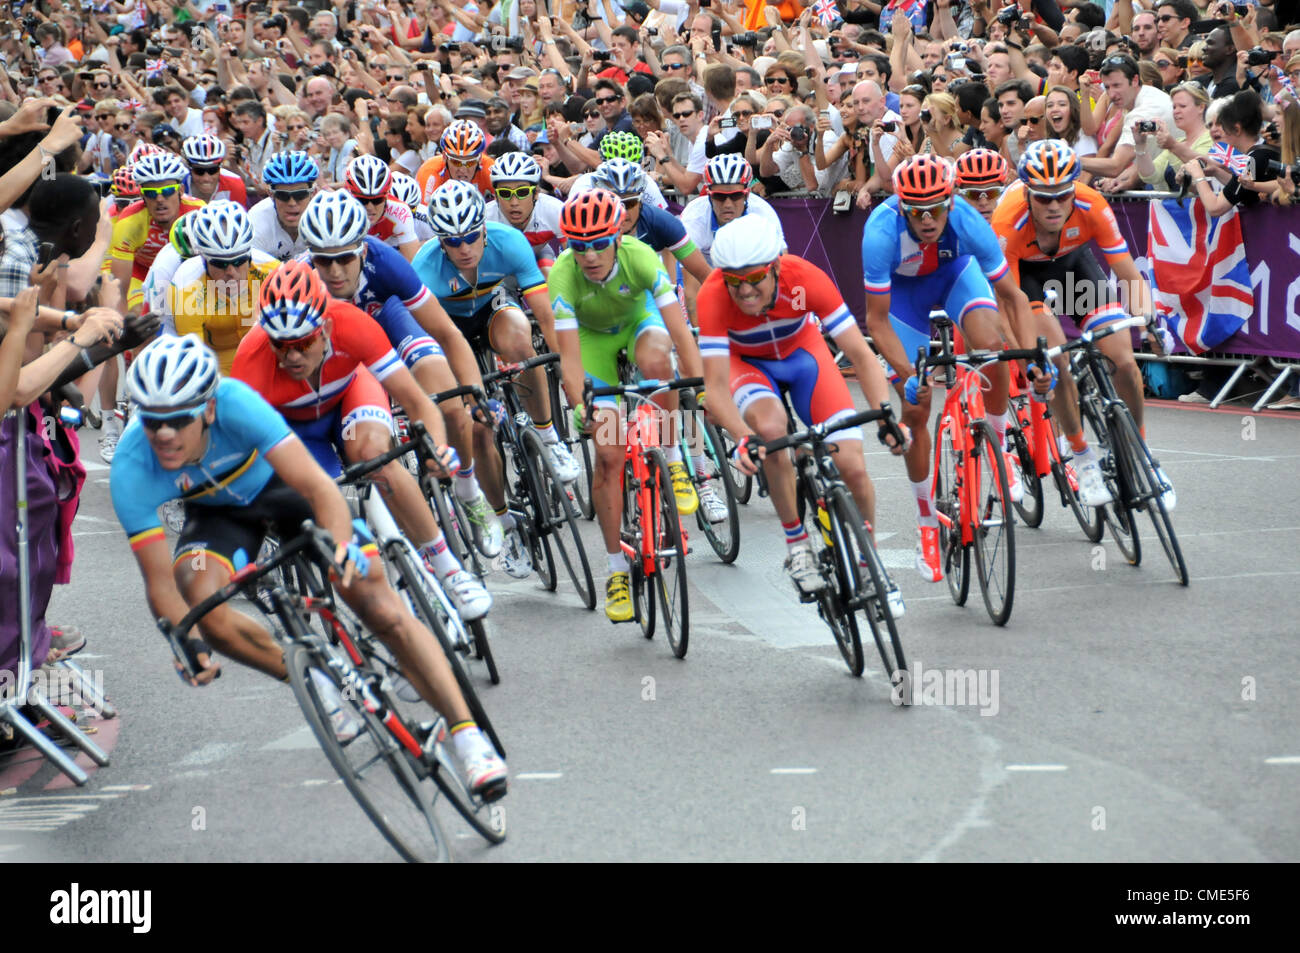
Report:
169,215,194,259
599,130,643,163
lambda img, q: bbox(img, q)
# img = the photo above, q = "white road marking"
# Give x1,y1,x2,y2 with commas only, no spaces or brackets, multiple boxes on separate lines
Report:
1004,764,1068,772
174,742,241,766
100,784,151,792
261,725,318,751
1264,756,1300,765
770,767,817,775
72,530,120,538
515,772,563,780
80,461,109,471
0,793,124,833
302,779,331,786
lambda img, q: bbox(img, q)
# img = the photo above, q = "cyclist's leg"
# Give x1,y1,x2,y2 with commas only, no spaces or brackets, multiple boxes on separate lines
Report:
880,278,938,503
1019,260,1089,449
1083,302,1145,432
733,359,798,524
631,305,697,512
582,324,632,554
947,257,1010,428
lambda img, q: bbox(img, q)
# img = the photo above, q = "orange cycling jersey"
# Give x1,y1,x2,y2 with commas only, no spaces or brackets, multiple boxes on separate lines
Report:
415,154,495,205
109,196,205,283
991,181,1130,280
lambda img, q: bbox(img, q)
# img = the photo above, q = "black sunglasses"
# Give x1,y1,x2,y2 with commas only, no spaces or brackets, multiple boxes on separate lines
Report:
312,250,361,268
207,255,251,270
190,165,221,175
594,96,620,105
672,109,696,119
140,410,203,433
273,188,313,202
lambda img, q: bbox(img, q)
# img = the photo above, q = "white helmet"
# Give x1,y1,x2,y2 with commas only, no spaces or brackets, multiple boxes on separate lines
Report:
390,172,422,209
132,151,188,185
187,201,253,259
345,153,393,199
710,216,785,271
489,151,542,186
427,180,485,237
299,189,370,249
182,133,226,165
127,334,219,412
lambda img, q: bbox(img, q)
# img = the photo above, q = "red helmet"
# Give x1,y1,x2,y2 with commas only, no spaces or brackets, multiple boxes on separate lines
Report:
954,148,1008,189
560,188,624,242
892,154,956,205
257,261,331,340
112,164,140,199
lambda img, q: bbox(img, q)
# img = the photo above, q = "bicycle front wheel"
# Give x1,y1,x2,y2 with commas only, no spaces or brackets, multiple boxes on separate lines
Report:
829,486,906,685
1008,414,1043,528
934,415,970,607
522,427,596,609
647,448,690,659
695,416,741,563
971,421,1016,626
285,641,449,863
1083,396,1140,565
1112,408,1189,586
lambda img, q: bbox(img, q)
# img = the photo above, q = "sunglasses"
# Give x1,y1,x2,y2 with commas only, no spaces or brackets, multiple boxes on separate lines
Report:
387,75,405,82
447,156,479,167
140,409,204,432
1021,115,1044,126
440,229,482,247
770,109,786,118
568,236,615,253
721,263,772,287
710,190,748,204
273,188,313,202
190,165,221,175
1101,56,1131,69
140,185,181,199
620,196,640,209
1029,189,1074,205
93,82,112,89
1157,13,1176,21
664,62,687,71
269,331,323,354
39,75,58,83
359,195,389,207
95,114,114,120
899,200,950,219
287,125,308,132
1155,60,1174,69
961,187,1003,202
672,109,696,120
732,110,754,119
594,96,620,105
767,76,791,85
494,184,537,200
584,110,600,119
311,249,361,268
206,255,251,270
114,123,131,130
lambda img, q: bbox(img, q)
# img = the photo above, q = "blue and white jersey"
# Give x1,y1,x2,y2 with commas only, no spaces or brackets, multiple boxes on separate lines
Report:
410,221,547,320
297,235,434,317
632,202,694,256
680,192,783,265
861,196,1010,295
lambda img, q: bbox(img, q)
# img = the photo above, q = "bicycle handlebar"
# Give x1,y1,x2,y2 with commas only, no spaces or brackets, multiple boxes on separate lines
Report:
584,376,705,401
756,403,905,456
337,421,437,488
1043,315,1150,360
481,351,561,388
429,382,485,405
156,521,342,679
915,338,1051,383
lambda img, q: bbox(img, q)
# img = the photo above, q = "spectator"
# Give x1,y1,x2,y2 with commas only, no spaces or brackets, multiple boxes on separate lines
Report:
979,96,1013,160
1081,55,1177,182
897,84,928,156
1184,90,1280,216
1132,11,1162,60
1196,26,1241,99
1136,82,1212,190
322,114,360,184
1044,86,1098,163
231,100,277,184
155,85,205,139
1155,48,1187,91
757,104,823,195
920,92,967,160
1154,0,1197,52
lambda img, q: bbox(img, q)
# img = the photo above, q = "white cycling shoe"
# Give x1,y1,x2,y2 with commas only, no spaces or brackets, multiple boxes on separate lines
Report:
310,669,362,743
443,567,492,622
499,526,533,579
544,438,581,484
462,491,504,559
450,725,508,801
1074,450,1114,507
698,481,729,524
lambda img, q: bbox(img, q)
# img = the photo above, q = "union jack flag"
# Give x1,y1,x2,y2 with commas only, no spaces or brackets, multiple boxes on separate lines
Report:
1207,141,1251,175
1146,197,1253,355
118,98,143,111
879,0,929,32
811,0,841,27
1271,65,1297,105
145,59,166,80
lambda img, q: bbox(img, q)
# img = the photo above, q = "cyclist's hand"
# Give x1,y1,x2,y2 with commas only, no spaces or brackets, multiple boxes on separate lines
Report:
879,421,911,456
572,402,596,435
173,637,220,687
425,443,461,478
904,374,930,406
1029,361,1058,402
334,520,375,586
732,433,762,475
470,398,506,429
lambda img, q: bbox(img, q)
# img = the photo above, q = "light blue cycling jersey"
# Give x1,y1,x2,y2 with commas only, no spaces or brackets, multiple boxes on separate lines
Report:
110,378,294,544
861,195,1010,294
410,221,546,319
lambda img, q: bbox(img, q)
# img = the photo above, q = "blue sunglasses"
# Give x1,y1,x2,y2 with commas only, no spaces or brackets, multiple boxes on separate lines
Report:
569,236,616,253
440,229,482,247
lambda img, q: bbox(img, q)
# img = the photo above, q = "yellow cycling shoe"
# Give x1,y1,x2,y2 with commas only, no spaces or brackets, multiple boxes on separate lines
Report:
605,572,634,623
668,461,699,516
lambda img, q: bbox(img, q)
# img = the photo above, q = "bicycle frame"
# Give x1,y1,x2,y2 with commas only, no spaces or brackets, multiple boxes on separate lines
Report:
933,355,993,550
620,388,674,577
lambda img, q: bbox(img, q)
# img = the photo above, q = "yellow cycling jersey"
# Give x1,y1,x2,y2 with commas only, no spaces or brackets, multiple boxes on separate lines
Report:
170,259,281,373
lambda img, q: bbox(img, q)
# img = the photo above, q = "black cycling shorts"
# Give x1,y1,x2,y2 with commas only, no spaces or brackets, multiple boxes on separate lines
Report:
454,285,525,354
173,476,313,576
1018,246,1119,331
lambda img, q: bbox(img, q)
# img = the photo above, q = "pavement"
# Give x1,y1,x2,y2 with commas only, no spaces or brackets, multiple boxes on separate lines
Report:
2,391,1298,862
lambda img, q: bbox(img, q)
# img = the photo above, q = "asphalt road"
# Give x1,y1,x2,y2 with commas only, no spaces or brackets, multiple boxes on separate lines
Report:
3,390,1298,863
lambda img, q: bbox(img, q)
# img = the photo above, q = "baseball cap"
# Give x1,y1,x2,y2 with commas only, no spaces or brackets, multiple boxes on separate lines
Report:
455,102,487,119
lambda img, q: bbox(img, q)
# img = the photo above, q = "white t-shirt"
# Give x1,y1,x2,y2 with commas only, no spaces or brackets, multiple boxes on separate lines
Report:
1072,133,1099,158
680,192,783,265
1117,85,1179,150
687,125,743,177
249,196,309,260
175,108,206,140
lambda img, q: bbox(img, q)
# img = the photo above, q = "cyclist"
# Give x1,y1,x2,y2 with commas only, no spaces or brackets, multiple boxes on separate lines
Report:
412,181,581,565
991,139,1171,508
109,164,140,218
551,189,705,622
391,171,436,242
182,133,249,208
954,148,1009,224
169,202,280,373
142,215,195,321
297,189,502,557
680,155,784,272
231,262,493,621
344,154,422,262
249,151,319,260
862,155,1037,583
701,217,908,604
110,335,506,798
483,152,565,271
415,121,495,203
569,131,669,211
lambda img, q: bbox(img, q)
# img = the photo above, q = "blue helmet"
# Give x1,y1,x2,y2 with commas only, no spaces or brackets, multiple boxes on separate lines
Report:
263,150,320,187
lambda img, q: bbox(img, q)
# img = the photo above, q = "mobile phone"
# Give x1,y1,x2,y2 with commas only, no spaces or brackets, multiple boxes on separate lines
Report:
37,242,55,268
750,115,773,130
880,120,896,132
719,116,737,129
1085,69,1101,84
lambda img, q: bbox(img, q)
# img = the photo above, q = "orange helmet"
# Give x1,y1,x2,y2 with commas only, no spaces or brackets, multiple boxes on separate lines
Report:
112,164,140,199
439,120,486,161
1018,139,1080,191
257,261,331,340
892,154,955,206
560,188,624,242
955,148,1008,189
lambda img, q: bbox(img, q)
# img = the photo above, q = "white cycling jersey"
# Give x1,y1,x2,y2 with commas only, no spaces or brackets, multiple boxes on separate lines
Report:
570,172,668,211
249,196,310,260
680,192,783,265
141,243,183,318
484,191,564,258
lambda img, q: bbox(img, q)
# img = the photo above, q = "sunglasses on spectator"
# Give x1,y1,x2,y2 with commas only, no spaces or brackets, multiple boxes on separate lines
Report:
899,200,950,219
664,62,687,71
387,74,405,82
207,255,251,270
732,110,754,119
1028,188,1074,205
672,108,696,119
584,109,600,118
287,124,308,132
767,75,791,86
1100,56,1131,69
1155,60,1175,69
273,188,313,202
961,187,1003,202
494,184,537,200
1021,116,1044,126
190,165,221,175
39,74,58,83
595,96,620,106
710,190,748,204
721,263,772,287
769,109,786,118
440,230,482,247
114,123,131,130
141,185,181,199
1156,13,1177,21
311,248,362,268
269,331,323,354
569,236,615,253
140,409,204,432
95,113,114,120
93,81,112,89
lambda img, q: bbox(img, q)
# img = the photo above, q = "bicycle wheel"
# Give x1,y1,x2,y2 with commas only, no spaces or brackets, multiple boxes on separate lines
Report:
521,427,596,609
548,367,596,521
694,416,741,563
647,448,690,659
934,415,970,607
715,426,753,504
623,461,656,640
1008,417,1043,529
829,485,906,684
1049,418,1104,542
429,480,484,580
816,488,866,678
468,617,499,685
385,542,506,759
1082,396,1140,565
1112,408,1189,586
797,480,863,676
970,421,1016,626
284,641,449,863
503,428,558,590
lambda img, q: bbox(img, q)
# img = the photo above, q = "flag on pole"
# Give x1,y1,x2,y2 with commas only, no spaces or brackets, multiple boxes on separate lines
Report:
1146,197,1253,354
145,59,166,80
1207,141,1251,175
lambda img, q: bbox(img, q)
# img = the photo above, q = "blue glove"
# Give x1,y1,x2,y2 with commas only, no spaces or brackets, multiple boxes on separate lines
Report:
1030,362,1059,404
472,398,507,428
432,444,461,476
904,375,922,406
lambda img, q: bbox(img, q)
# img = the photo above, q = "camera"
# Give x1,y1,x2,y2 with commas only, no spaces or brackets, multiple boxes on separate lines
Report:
1233,3,1250,16
1137,120,1156,133
439,43,459,53
646,27,658,36
996,5,1021,26
880,120,896,132
789,124,810,146
952,42,968,54
1245,47,1273,67
593,49,611,62
945,53,966,70
489,35,524,53
1266,159,1300,185
146,45,163,57
920,108,932,124
719,116,737,129
733,32,757,47
750,114,773,130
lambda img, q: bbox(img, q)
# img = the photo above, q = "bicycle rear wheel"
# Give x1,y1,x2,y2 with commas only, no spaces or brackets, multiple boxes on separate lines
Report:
694,416,741,563
934,415,970,607
717,427,753,504
1113,408,1189,586
971,421,1016,627
285,640,448,863
623,461,656,640
503,428,558,590
547,363,596,520
647,448,690,659
800,482,864,676
522,427,596,609
1083,397,1140,565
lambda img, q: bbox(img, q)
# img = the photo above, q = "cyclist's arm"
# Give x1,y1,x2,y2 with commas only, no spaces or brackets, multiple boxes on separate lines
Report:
524,288,559,356
865,291,914,385
396,238,422,262
130,534,199,628
679,247,711,285
659,295,702,378
991,272,1031,350
382,364,449,447
410,297,484,394
265,433,356,548
558,327,585,412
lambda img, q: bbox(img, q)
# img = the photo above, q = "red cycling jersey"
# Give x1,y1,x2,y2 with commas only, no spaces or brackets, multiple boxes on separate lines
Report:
368,197,418,248
231,299,404,422
696,255,857,362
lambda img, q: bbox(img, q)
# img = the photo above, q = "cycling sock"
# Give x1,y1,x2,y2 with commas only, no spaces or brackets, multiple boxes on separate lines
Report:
663,445,683,464
1067,430,1088,454
495,505,516,532
912,479,938,527
453,463,481,500
694,453,711,477
783,519,809,547
535,420,559,445
608,551,629,574
987,411,1008,448
420,535,459,577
